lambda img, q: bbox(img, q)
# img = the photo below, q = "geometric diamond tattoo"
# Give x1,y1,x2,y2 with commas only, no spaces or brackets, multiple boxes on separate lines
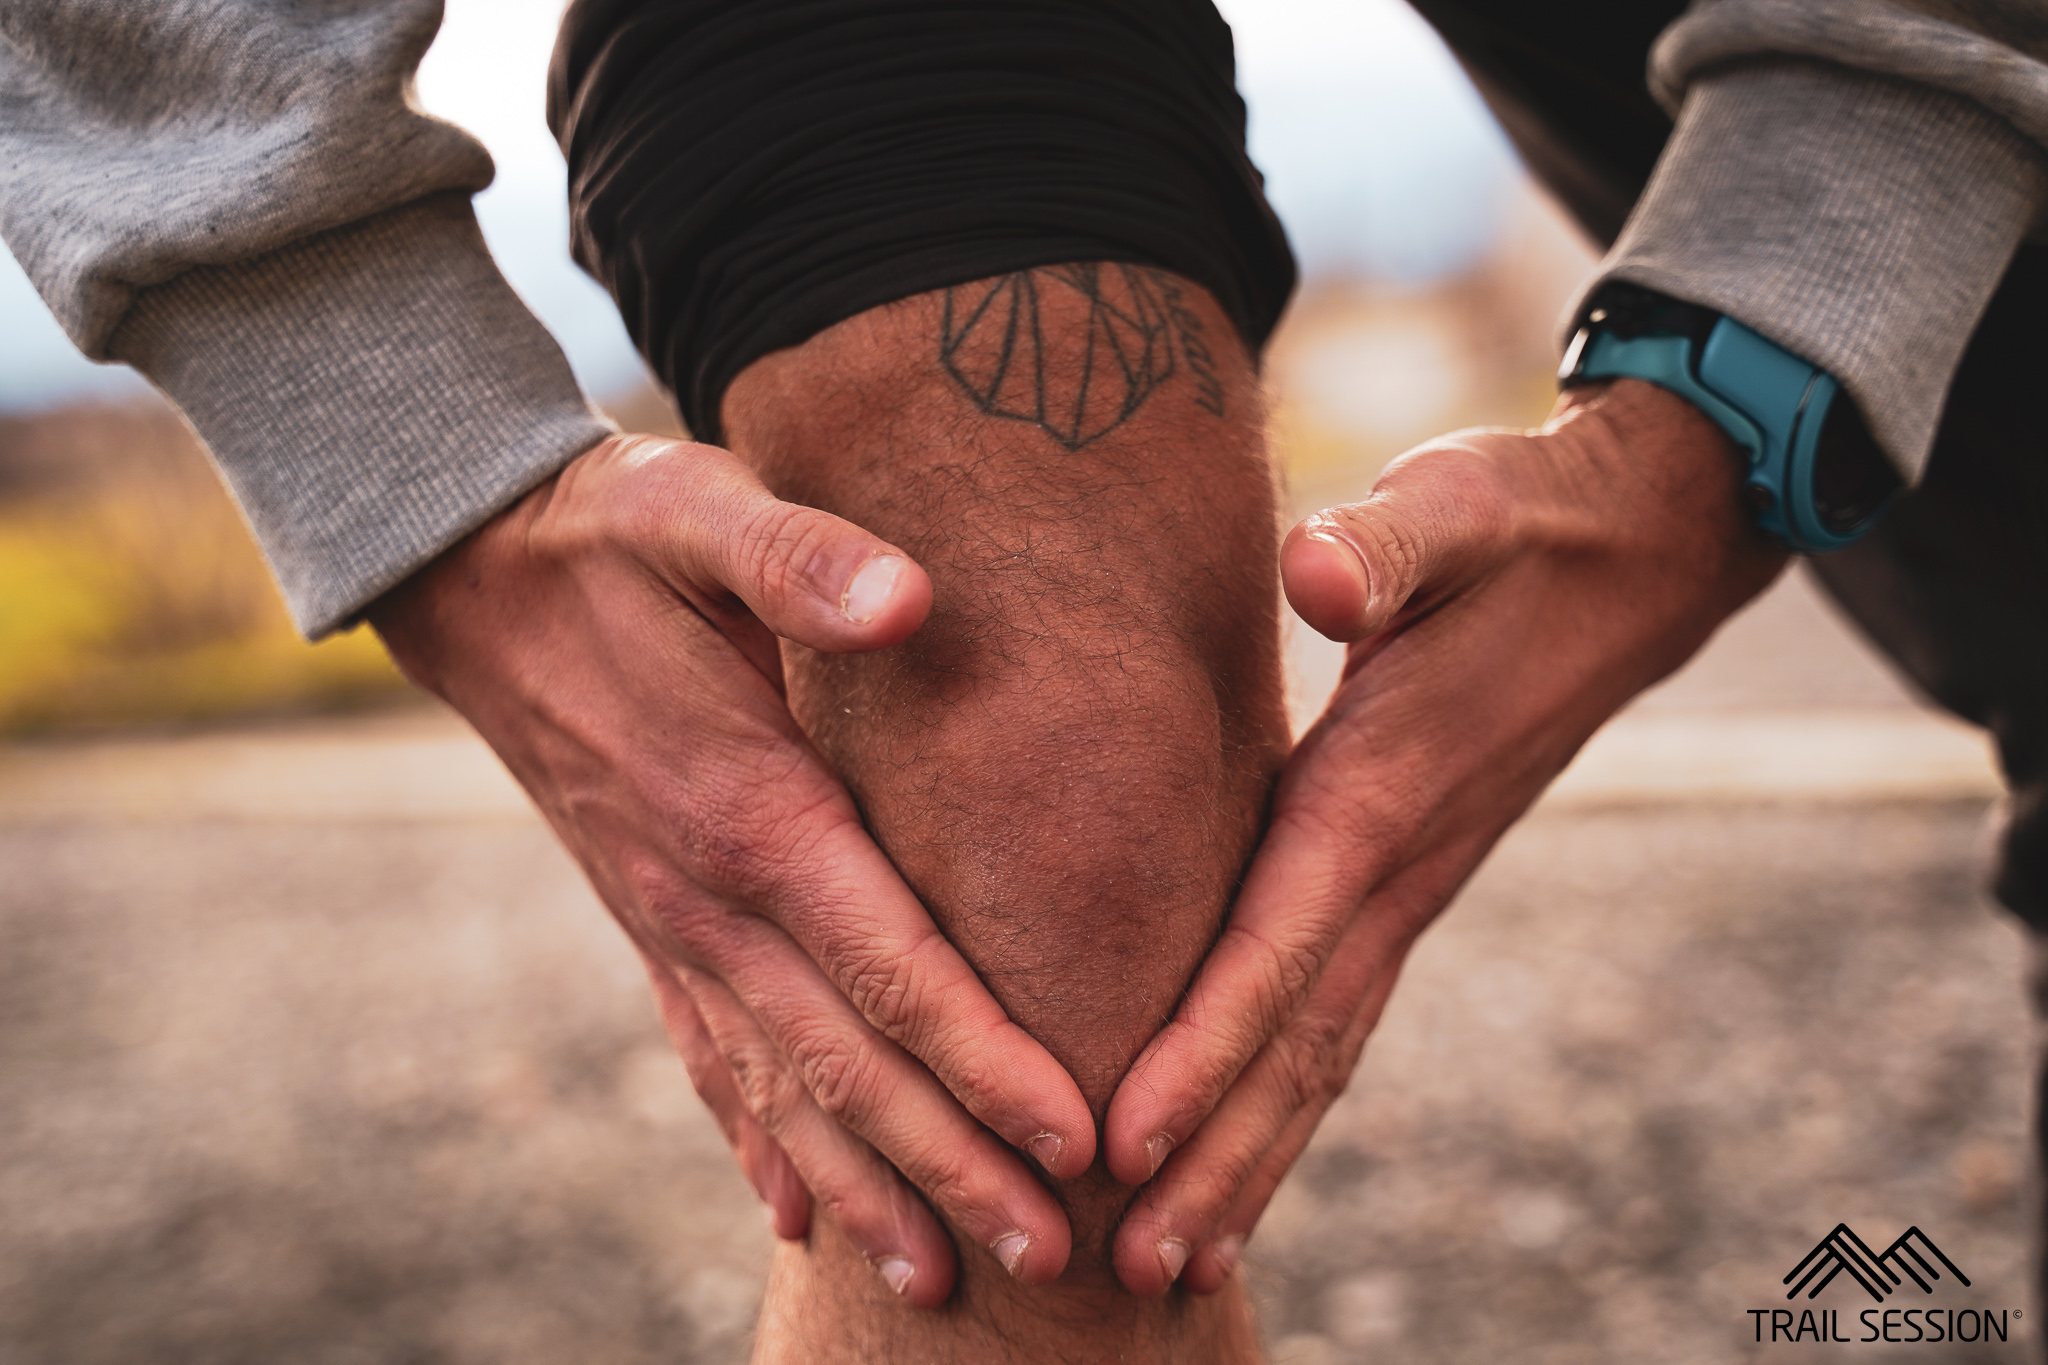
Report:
940,263,1179,450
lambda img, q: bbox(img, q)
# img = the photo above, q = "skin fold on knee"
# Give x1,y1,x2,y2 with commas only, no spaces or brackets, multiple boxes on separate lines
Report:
721,266,1289,1362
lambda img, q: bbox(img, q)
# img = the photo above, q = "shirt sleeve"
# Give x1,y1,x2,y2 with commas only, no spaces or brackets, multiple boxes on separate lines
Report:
0,0,614,635
1570,0,2048,482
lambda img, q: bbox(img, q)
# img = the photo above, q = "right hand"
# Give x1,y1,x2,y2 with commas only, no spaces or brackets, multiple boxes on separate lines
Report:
369,433,1093,1306
1104,381,1786,1293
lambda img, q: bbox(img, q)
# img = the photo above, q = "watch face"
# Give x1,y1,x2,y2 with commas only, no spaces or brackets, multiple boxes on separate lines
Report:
1811,397,1902,535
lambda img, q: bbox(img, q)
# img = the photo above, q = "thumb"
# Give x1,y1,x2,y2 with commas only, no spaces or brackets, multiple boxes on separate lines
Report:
1281,444,1517,643
627,437,935,653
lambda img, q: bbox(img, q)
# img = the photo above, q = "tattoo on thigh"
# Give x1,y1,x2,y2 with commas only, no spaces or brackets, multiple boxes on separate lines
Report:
938,263,1225,449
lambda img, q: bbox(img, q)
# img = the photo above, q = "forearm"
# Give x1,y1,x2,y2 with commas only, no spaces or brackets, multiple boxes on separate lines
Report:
0,1,611,634
721,267,1286,1360
1580,0,2048,480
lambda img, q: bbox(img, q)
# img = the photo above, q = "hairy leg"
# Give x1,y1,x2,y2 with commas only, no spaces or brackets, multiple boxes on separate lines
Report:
719,265,1288,1362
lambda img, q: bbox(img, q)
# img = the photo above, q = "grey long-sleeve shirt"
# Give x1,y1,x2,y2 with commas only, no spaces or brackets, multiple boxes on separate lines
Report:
0,1,612,636
1588,0,2048,483
2,2,2043,636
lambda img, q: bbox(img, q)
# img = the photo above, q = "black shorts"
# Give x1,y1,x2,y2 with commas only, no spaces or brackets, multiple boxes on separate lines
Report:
548,0,1295,444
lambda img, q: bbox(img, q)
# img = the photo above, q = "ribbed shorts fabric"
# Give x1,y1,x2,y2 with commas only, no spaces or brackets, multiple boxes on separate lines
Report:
547,0,1295,443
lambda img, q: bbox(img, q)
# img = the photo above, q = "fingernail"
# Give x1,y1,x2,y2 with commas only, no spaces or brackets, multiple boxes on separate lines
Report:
992,1231,1031,1277
1024,1132,1064,1174
1212,1235,1245,1276
1302,517,1370,587
1145,1133,1175,1178
1157,1236,1191,1282
841,554,905,624
877,1256,914,1296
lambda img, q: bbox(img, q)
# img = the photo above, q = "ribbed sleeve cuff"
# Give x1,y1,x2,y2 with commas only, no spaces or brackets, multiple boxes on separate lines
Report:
110,193,614,637
1572,60,2047,481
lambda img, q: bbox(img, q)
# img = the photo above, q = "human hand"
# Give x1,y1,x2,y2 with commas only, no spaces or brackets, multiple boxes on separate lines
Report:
1104,380,1788,1293
368,434,1094,1305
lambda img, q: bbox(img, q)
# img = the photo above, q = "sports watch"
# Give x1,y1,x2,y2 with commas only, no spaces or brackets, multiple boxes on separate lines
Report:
1559,283,1901,553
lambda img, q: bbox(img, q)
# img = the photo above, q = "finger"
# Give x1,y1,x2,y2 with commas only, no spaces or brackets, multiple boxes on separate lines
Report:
602,435,935,651
1112,920,1407,1297
706,913,1074,1285
1282,443,1517,642
642,958,811,1239
1178,1098,1327,1295
1104,798,1489,1191
1174,952,1408,1297
1102,797,1388,1188
681,966,962,1308
760,815,1097,1181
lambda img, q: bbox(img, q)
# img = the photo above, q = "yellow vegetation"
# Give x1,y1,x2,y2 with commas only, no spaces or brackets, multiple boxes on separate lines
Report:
0,402,413,734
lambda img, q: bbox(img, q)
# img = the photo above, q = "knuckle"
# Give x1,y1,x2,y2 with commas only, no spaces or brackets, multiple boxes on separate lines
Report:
1271,1007,1357,1112
1346,449,1522,589
1354,511,1428,600
796,1033,887,1129
1171,1133,1263,1225
609,443,701,545
808,1155,909,1234
1268,936,1328,1014
617,854,719,953
727,1045,800,1133
810,1181,859,1228
1227,923,1329,1036
939,1051,1000,1118
1201,1006,1279,1094
734,499,837,604
675,814,775,902
1269,788,1369,860
843,927,940,1046
675,772,840,901
912,1145,987,1216
1276,768,1429,867
732,501,803,597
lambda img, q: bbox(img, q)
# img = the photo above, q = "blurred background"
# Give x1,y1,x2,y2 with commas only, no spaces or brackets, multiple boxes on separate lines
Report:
0,0,1573,735
0,1,2030,1362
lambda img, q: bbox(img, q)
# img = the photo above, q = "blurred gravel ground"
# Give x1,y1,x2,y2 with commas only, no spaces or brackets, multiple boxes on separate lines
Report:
0,570,2036,1363
1249,799,2031,1364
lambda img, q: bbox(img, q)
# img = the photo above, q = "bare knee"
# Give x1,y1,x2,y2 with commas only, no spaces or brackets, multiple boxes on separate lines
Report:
726,272,1286,1256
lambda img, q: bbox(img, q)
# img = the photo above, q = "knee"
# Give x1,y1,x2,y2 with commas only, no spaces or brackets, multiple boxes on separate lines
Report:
724,272,1291,1263
827,627,1275,1106
791,536,1287,1263
752,398,1290,1107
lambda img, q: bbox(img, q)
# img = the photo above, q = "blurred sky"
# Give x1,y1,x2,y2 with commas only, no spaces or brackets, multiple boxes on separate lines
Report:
0,0,1516,414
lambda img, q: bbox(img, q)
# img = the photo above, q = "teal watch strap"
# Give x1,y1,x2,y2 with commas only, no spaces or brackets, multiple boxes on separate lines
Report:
1559,286,1898,554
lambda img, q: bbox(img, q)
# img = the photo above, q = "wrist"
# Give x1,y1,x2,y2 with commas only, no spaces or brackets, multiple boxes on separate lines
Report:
364,465,560,698
110,195,612,638
1550,376,1731,464
1560,282,1900,553
1602,57,2045,479
1542,377,1789,587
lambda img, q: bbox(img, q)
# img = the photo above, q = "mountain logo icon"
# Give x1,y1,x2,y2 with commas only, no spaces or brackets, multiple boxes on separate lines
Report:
1784,1225,1969,1303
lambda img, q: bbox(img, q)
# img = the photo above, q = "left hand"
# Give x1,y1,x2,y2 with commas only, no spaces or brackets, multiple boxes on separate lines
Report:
1103,379,1788,1294
371,433,1091,1305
